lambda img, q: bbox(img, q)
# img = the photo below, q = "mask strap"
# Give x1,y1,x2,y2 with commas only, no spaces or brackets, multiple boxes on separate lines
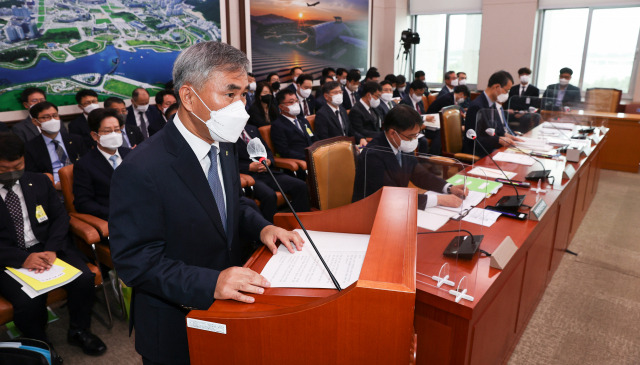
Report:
189,87,212,113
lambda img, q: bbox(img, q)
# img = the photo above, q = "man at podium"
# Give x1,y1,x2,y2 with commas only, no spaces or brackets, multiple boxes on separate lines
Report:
109,42,303,365
352,104,467,209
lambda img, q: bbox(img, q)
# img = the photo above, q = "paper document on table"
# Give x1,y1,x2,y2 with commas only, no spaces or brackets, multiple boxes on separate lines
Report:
541,121,575,130
493,152,535,166
260,229,370,289
422,114,440,130
417,210,450,231
539,128,560,136
447,175,502,195
468,166,517,180
435,190,487,213
461,208,502,227
545,137,572,146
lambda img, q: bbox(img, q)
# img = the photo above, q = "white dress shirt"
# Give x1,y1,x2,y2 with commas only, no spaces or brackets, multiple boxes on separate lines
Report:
1,182,39,248
327,103,345,133
133,107,150,133
97,147,122,169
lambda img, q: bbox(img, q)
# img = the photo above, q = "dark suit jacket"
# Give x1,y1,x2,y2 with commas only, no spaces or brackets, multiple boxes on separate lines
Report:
10,116,40,142
462,93,505,157
24,131,86,175
342,89,361,110
296,93,316,119
438,86,454,98
0,172,80,268
508,84,541,110
0,122,7,132
376,100,397,118
352,133,447,209
315,94,327,112
122,124,144,148
73,147,131,220
542,84,581,110
400,94,426,114
426,93,455,114
109,120,270,364
270,114,317,160
349,100,383,139
245,91,255,111
69,114,96,150
125,105,165,138
315,103,362,141
393,88,407,100
236,124,275,173
248,101,279,128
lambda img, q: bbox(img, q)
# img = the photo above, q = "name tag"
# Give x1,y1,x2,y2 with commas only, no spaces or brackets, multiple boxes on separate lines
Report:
35,205,48,223
525,97,531,104
306,126,314,137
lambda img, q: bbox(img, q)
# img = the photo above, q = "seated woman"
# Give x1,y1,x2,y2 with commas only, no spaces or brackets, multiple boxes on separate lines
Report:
248,81,279,128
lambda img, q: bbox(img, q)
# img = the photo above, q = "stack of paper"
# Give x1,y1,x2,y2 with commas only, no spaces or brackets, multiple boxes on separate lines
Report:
422,114,441,130
541,121,575,130
468,166,517,180
493,152,535,166
6,259,81,298
417,209,452,231
461,208,502,227
446,175,502,195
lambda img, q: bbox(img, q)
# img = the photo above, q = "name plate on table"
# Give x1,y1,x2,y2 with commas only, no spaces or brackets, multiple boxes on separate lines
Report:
591,133,602,144
530,199,548,221
563,164,576,179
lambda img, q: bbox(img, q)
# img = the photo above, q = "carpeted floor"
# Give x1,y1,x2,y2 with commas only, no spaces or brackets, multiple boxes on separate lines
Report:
2,170,639,364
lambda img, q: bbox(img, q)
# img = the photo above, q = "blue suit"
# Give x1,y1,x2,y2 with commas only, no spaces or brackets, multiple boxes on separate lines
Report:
109,120,270,364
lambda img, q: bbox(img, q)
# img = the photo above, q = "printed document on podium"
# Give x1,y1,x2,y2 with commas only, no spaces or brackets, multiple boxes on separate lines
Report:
261,229,370,289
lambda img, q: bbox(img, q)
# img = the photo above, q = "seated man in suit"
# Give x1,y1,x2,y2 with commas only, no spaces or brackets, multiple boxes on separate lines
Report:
25,102,86,189
315,81,366,146
236,124,309,222
245,72,256,111
377,80,397,118
542,67,582,111
462,70,523,158
349,81,383,139
507,67,541,132
270,88,318,161
336,67,348,87
321,67,336,81
12,87,46,142
154,90,177,123
293,74,315,118
400,80,436,154
343,69,362,110
438,71,458,97
384,74,397,90
426,85,470,115
0,133,107,363
352,105,466,209
415,70,427,84
125,88,165,140
69,89,100,150
394,75,408,100
104,96,144,148
73,108,131,220
457,72,467,86
358,67,380,93
315,75,335,112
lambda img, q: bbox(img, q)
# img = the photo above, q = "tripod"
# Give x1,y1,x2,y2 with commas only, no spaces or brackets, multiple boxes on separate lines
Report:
396,43,414,80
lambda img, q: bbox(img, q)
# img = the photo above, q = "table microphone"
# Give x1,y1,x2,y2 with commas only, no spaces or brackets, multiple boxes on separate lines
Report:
502,139,550,181
418,229,485,260
466,129,524,211
247,137,342,291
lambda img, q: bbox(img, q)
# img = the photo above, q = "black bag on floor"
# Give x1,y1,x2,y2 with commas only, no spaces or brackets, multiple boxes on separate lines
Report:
0,338,51,365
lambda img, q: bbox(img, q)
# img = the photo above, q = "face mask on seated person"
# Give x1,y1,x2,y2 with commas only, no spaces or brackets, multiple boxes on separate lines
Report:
39,118,61,134
331,93,343,106
249,82,257,92
260,94,273,104
286,103,301,116
394,130,419,153
83,103,99,114
299,88,311,99
99,132,123,150
136,104,149,113
380,93,393,103
496,92,509,104
340,79,347,85
451,79,459,87
0,169,24,187
559,78,570,86
369,96,381,108
410,93,422,103
520,75,530,84
459,79,467,86
271,81,280,91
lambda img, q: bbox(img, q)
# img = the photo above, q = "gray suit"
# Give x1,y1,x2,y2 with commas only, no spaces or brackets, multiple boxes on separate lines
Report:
11,116,40,142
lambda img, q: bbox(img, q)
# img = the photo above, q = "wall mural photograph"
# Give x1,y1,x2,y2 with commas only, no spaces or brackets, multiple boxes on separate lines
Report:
0,0,221,112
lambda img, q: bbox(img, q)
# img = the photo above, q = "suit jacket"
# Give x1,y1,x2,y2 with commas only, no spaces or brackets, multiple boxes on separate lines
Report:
349,100,383,139
315,94,327,112
376,100,397,118
0,172,80,268
315,103,362,141
400,94,426,114
109,120,270,364
24,130,86,175
296,93,316,119
352,133,447,209
438,86,454,98
393,88,407,100
270,114,317,160
426,93,455,114
236,124,275,173
542,83,581,110
245,91,255,112
73,147,131,220
10,116,40,142
68,114,96,150
462,93,505,157
342,89,361,110
508,84,541,110
122,124,144,148
125,105,165,138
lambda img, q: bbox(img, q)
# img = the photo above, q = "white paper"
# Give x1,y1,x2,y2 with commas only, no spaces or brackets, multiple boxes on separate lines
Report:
417,210,450,231
422,114,441,130
493,152,535,166
461,208,502,227
436,190,487,213
468,166,517,180
541,121,575,130
545,137,572,146
14,264,65,282
260,230,370,289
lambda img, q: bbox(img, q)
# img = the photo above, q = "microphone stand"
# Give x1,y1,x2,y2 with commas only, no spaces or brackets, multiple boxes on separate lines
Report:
503,139,550,181
260,158,342,291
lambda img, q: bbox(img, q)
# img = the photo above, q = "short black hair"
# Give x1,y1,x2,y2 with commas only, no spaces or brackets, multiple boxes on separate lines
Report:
30,101,58,119
453,85,470,97
165,80,174,91
383,104,422,132
346,69,361,83
487,70,514,88
165,102,179,119
88,108,123,133
322,81,341,95
295,73,313,86
266,72,279,83
415,70,425,79
457,72,466,78
290,66,302,75
155,89,173,105
0,132,25,162
104,96,125,109
320,76,333,86
75,89,98,104
256,81,272,96
396,75,406,84
384,74,397,84
20,87,46,104
559,67,573,76
410,80,427,91
362,81,382,96
444,71,455,80
132,87,149,100
321,67,336,77
518,67,532,75
380,80,392,88
336,67,347,76
365,67,380,79
275,88,296,105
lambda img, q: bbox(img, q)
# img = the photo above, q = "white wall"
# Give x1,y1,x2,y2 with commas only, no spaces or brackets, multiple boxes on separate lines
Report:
370,0,410,76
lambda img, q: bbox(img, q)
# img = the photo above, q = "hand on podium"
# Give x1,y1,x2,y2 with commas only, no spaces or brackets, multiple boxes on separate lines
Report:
260,225,304,255
215,267,271,304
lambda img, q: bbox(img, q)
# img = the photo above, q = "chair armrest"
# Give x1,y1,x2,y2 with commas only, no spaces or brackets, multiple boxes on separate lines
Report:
69,216,101,245
86,263,103,285
70,213,109,238
295,159,307,170
453,153,480,164
240,173,255,188
274,158,300,171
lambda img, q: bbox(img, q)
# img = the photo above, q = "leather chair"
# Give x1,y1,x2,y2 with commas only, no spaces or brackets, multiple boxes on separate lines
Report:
307,114,316,131
439,105,479,164
305,136,357,210
585,88,622,113
258,125,307,177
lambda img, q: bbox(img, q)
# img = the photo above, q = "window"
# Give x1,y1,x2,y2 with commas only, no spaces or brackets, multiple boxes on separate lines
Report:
413,14,482,86
536,6,640,96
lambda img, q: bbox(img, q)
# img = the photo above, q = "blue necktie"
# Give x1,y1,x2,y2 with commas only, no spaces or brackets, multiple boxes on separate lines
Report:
396,152,403,167
109,155,118,169
207,145,226,233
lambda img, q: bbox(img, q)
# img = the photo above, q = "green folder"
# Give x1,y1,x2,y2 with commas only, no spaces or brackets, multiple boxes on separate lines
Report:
446,175,503,195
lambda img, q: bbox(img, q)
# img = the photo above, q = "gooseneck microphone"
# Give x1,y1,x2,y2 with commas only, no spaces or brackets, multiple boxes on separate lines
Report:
247,138,342,291
418,229,485,260
466,129,524,211
503,139,550,181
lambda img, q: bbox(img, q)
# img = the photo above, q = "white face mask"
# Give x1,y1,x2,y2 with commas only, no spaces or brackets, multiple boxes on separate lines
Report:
456,97,466,105
395,130,419,153
410,93,422,103
559,78,570,86
520,75,530,84
190,87,250,143
162,107,168,114
39,118,61,134
249,82,257,92
369,96,380,108
451,79,459,87
459,79,467,86
99,132,123,150
339,79,347,85
497,92,509,104
83,103,99,114
331,93,343,106
380,93,393,103
286,103,301,116
136,104,149,113
299,88,311,99
293,76,298,83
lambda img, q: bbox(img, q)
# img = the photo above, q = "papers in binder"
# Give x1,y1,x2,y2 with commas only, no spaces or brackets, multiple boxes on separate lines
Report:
260,230,370,289
446,175,502,195
422,114,440,130
467,166,517,180
5,259,81,298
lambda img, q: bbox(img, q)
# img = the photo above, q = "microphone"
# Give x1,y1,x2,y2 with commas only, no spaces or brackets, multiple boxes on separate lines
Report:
247,138,342,291
466,129,524,211
418,229,485,260
502,139,550,181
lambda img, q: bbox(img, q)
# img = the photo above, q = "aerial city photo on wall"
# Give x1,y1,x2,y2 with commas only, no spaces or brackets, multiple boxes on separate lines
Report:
0,0,221,112
250,0,369,82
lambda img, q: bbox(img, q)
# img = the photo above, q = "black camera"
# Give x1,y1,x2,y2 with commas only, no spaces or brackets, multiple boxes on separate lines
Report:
401,29,420,51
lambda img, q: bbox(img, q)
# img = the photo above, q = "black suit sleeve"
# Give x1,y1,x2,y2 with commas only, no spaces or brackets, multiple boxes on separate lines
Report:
40,174,72,253
314,111,331,141
73,161,109,220
271,121,305,160
349,107,378,139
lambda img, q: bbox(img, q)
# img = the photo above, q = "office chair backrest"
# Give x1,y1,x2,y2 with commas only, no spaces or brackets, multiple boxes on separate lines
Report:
58,165,76,213
440,106,463,155
258,125,277,156
307,114,316,131
585,88,621,113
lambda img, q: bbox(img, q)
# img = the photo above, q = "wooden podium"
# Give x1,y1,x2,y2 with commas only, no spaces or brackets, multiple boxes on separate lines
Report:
186,187,418,364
